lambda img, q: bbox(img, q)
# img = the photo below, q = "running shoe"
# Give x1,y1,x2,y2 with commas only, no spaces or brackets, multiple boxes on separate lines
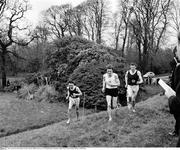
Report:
66,119,70,124
109,117,112,122
132,109,136,113
128,104,132,110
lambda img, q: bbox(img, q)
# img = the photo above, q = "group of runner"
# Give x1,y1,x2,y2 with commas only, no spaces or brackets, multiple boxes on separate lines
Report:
64,32,180,147
66,63,143,124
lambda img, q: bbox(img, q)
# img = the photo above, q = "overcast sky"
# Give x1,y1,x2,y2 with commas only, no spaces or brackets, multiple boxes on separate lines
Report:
26,0,118,26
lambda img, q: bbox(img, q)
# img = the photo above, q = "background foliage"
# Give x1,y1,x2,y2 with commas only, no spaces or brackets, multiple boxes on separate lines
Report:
44,36,127,109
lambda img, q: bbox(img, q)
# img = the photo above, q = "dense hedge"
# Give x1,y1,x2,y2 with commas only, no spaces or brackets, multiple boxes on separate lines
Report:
44,36,127,110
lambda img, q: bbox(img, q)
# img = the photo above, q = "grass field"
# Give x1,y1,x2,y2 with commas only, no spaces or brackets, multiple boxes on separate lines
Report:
0,94,178,147
0,93,93,138
138,85,163,102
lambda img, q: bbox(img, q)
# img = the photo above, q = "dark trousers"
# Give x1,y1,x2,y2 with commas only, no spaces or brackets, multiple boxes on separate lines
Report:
174,114,180,134
173,114,180,147
177,137,180,147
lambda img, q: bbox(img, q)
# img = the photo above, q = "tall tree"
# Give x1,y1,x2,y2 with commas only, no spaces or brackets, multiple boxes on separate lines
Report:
121,0,133,57
0,0,34,87
79,2,96,41
0,0,6,17
170,0,180,32
80,0,109,44
130,0,171,72
112,12,123,51
42,4,72,39
69,5,83,36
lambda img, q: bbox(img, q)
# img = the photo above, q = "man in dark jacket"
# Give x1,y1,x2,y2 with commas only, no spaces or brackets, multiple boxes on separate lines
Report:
168,63,180,147
168,48,180,137
167,33,180,147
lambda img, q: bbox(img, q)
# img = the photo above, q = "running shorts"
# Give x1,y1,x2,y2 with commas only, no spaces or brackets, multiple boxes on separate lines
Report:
68,97,80,109
127,85,139,101
105,88,118,97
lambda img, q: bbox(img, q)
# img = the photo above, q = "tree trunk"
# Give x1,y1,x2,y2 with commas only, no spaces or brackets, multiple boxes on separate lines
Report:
77,18,82,36
122,23,128,57
137,39,142,71
115,36,119,51
61,27,65,37
142,38,149,73
91,28,94,41
1,50,6,88
96,27,101,44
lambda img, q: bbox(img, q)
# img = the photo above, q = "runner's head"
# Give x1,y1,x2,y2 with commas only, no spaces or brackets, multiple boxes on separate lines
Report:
68,80,75,89
130,63,137,72
106,64,113,75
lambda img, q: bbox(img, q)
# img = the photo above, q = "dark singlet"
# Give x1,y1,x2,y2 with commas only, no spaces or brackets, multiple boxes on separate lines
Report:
68,86,80,98
127,70,139,85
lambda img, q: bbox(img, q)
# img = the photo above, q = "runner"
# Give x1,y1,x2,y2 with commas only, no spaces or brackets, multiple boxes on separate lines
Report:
102,64,120,121
66,81,82,124
125,63,143,112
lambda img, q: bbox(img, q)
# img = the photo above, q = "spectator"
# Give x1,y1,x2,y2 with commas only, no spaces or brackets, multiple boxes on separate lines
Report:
167,32,180,147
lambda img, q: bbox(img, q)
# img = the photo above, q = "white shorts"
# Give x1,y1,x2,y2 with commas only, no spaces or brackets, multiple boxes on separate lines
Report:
127,85,139,101
106,96,117,108
68,97,80,109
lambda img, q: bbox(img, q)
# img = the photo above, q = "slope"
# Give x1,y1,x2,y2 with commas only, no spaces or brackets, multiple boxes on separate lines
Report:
0,94,178,147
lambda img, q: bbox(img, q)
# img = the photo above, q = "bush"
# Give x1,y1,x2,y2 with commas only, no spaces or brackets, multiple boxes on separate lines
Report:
45,36,128,110
18,83,58,103
18,84,38,99
26,58,41,73
34,85,58,103
4,80,23,92
24,71,52,86
24,73,39,85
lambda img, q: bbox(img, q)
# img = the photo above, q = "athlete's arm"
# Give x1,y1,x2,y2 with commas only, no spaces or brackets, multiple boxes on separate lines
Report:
102,75,106,92
137,71,143,84
125,71,128,87
74,87,82,96
66,87,70,100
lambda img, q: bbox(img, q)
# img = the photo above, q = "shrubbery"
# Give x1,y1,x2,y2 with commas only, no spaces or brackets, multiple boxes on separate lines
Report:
45,36,128,110
18,84,38,99
4,80,23,92
26,58,42,73
34,85,58,103
18,84,58,103
19,36,159,110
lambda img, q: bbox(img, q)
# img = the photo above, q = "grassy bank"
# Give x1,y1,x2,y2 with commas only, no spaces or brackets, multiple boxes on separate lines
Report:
0,94,177,147
0,93,93,138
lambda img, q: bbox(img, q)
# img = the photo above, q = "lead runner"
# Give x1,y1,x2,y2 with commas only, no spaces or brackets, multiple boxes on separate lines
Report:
102,64,120,121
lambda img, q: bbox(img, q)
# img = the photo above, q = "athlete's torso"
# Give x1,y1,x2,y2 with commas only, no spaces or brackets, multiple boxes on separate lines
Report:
104,73,118,89
127,70,139,86
68,86,80,98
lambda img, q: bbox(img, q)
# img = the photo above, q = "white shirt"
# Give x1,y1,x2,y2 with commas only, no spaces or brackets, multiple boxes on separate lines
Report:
103,73,119,89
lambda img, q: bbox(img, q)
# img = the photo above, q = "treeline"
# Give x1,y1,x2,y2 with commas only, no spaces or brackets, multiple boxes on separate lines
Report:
0,0,179,87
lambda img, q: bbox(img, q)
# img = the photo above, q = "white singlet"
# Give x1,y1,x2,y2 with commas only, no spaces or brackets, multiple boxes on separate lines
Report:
103,73,119,89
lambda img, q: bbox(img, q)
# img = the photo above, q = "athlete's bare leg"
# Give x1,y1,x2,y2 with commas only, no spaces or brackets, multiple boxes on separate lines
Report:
132,93,138,112
106,95,112,121
127,97,132,110
67,108,71,124
113,96,119,116
75,106,80,121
